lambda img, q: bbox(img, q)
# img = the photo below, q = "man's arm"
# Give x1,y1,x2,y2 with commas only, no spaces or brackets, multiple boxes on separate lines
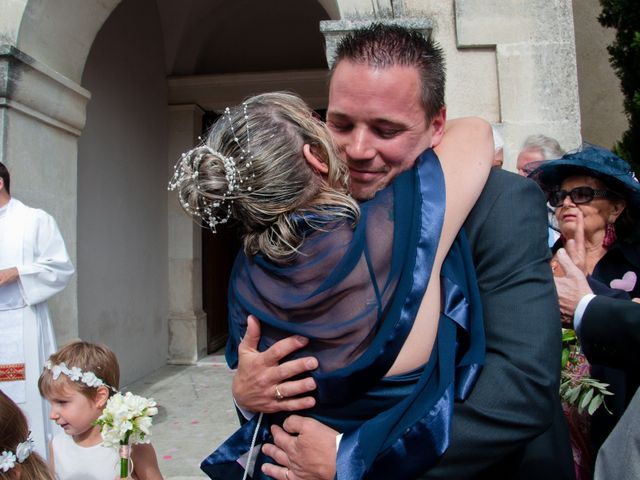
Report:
15,210,74,304
423,171,565,477
554,247,640,370
0,267,19,287
580,295,640,370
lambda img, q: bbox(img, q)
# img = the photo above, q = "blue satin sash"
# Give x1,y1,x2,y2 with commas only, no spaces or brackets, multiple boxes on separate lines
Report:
201,149,485,479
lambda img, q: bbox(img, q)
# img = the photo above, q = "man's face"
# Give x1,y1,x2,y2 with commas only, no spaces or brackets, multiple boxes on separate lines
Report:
516,148,544,176
327,60,445,200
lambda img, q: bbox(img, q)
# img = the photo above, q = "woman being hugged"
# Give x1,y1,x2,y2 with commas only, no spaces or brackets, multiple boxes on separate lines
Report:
38,341,163,480
171,91,493,479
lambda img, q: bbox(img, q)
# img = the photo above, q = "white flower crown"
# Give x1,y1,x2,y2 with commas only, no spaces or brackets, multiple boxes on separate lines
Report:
0,435,34,472
44,360,118,392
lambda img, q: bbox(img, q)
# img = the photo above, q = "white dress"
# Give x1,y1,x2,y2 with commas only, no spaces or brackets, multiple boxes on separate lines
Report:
0,198,74,458
52,433,120,480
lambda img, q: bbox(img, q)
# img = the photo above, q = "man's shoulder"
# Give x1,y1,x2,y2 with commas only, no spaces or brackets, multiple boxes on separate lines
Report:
464,168,547,235
10,198,53,222
483,167,542,196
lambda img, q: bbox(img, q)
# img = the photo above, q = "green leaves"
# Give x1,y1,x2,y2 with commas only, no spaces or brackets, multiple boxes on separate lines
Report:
598,0,640,176
560,328,613,415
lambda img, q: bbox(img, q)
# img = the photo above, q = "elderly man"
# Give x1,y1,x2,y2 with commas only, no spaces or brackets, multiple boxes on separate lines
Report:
516,134,565,176
231,24,572,479
0,161,74,457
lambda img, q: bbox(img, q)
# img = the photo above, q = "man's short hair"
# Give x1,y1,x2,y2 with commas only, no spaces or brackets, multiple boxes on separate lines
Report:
331,23,446,122
520,134,565,161
0,162,9,195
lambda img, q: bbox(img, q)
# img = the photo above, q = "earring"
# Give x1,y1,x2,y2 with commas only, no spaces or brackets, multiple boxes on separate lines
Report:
603,223,617,249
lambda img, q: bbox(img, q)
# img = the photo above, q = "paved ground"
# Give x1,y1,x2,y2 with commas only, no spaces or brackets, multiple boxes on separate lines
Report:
127,354,238,479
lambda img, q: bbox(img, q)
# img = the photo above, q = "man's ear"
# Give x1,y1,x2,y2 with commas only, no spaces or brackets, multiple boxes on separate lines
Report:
303,144,329,174
429,107,447,148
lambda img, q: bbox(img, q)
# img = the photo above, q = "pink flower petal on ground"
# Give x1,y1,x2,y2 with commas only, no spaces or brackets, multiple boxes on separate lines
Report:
163,455,173,460
191,420,200,424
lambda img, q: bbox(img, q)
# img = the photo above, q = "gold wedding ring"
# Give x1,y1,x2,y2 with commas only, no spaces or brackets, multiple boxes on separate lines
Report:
275,384,285,401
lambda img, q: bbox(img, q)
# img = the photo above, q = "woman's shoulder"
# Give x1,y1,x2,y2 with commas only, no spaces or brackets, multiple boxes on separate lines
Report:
607,240,640,269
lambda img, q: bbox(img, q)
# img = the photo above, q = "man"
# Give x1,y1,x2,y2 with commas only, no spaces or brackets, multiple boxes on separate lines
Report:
518,135,565,246
232,24,572,479
0,161,74,457
516,134,564,176
554,248,640,480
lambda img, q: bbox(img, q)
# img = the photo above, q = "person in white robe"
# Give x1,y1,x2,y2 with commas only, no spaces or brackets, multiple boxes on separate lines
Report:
0,161,74,458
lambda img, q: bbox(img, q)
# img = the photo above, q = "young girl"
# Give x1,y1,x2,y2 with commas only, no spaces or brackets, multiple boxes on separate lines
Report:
0,390,54,480
37,341,163,480
170,92,493,478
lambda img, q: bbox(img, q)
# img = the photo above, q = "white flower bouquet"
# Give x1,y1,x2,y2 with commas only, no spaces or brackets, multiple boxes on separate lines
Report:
95,391,158,478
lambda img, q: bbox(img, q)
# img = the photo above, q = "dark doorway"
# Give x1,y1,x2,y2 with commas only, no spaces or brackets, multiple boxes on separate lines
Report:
202,223,241,353
201,111,242,353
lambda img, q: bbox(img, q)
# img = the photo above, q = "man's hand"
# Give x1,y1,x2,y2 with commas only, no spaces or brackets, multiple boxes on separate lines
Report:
262,415,338,480
0,267,19,287
553,248,593,326
232,315,318,413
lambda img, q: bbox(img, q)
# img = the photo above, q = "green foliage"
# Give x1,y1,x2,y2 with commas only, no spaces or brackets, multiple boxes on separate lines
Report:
599,0,640,175
560,329,613,415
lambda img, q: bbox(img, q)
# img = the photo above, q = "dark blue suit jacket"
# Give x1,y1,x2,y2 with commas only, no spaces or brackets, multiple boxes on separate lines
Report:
422,168,574,479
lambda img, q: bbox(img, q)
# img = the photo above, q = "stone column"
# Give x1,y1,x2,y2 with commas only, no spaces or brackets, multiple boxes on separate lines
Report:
455,0,581,166
0,46,90,342
167,104,207,364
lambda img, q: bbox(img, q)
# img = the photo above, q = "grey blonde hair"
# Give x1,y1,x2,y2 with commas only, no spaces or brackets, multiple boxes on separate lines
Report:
521,134,565,161
174,92,359,263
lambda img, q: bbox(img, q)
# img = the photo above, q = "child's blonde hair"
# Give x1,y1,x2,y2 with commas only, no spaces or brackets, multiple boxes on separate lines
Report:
0,391,54,480
171,91,360,263
38,341,120,400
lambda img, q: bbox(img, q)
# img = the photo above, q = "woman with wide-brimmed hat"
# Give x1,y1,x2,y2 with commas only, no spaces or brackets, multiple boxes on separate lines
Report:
531,144,640,297
530,144,640,479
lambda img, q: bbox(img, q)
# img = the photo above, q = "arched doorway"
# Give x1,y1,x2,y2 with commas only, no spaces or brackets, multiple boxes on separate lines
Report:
166,0,334,357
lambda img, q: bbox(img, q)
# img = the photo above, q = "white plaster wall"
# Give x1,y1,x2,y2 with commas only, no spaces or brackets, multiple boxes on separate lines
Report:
17,0,121,83
77,0,168,384
0,0,28,45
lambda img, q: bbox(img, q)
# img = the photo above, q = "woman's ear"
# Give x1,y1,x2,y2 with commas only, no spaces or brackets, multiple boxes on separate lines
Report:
609,198,626,223
303,144,329,174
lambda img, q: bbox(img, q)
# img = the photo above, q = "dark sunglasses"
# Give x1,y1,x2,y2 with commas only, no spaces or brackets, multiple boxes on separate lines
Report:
548,186,617,207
